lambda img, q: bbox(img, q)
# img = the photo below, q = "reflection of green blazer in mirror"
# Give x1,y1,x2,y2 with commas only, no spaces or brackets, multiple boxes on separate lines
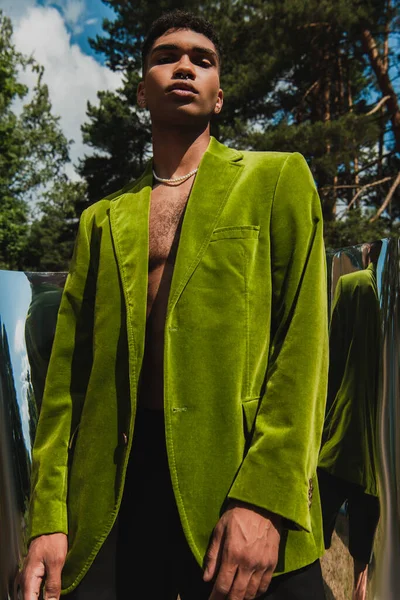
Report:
318,263,380,496
25,283,64,413
27,137,329,593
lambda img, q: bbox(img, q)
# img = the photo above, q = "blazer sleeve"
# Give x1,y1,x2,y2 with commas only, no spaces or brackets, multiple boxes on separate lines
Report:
27,209,94,544
227,152,329,532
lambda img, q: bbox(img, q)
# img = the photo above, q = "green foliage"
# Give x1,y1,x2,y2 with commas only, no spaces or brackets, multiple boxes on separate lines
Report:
0,196,28,269
16,66,71,200
78,71,151,201
0,10,77,270
324,208,400,249
0,13,30,268
1,1,399,267
78,0,399,250
90,0,201,72
84,0,400,245
23,177,87,272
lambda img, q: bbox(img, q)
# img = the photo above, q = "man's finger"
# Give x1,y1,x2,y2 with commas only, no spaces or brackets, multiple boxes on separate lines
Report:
208,561,237,600
43,560,63,600
203,525,224,582
21,561,44,600
223,567,254,600
256,568,274,597
243,568,264,599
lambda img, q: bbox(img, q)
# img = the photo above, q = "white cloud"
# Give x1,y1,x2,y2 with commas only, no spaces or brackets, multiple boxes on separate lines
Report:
61,0,85,34
2,0,87,30
63,0,85,25
0,0,35,22
12,5,123,181
14,318,26,354
37,0,87,34
19,351,32,455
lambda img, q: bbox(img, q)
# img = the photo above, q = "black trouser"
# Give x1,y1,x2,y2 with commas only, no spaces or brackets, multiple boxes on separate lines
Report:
317,468,380,565
66,409,326,599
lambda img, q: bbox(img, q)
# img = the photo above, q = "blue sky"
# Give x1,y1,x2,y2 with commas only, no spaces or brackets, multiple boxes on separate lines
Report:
37,0,116,63
0,1,117,61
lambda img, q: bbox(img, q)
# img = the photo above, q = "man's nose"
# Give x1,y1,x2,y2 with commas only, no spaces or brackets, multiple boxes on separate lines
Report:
173,55,195,80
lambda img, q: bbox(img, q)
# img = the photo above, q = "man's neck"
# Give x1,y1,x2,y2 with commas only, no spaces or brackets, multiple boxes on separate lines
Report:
151,124,211,180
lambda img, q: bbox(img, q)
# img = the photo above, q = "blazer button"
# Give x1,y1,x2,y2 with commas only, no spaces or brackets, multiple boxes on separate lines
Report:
121,432,128,446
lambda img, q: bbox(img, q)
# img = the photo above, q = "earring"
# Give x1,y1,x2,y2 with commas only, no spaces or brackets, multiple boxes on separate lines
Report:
139,98,146,108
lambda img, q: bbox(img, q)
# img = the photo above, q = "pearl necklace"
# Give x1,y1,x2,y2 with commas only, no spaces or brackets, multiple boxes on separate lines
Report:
152,167,198,186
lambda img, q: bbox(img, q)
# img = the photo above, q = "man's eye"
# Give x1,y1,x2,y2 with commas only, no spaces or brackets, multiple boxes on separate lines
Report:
196,58,212,68
157,56,174,64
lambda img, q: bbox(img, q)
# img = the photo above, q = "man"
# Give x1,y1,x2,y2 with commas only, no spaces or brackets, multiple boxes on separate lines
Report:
21,10,328,600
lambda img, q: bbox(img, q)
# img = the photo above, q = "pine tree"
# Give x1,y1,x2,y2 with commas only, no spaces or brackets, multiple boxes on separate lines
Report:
78,71,151,203
79,0,399,246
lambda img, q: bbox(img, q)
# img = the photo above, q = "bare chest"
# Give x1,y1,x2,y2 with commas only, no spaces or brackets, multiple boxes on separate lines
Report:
148,185,190,270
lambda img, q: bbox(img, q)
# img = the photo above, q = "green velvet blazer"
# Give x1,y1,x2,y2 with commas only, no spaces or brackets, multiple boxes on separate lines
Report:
318,264,380,496
28,137,329,593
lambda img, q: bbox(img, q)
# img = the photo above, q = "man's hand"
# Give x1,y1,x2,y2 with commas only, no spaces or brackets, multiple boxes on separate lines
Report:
203,501,281,600
20,533,68,600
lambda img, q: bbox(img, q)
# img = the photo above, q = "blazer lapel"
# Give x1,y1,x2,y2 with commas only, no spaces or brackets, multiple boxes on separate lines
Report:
109,138,244,366
167,138,244,319
109,163,152,368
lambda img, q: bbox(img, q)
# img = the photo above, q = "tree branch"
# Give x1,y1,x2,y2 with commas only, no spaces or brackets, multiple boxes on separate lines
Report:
352,152,395,176
369,171,400,222
383,0,391,73
366,95,391,115
302,80,320,102
339,176,394,217
360,28,400,151
319,184,363,191
296,22,331,29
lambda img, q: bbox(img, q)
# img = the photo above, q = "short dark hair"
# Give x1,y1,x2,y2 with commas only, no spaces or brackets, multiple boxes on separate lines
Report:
141,10,221,74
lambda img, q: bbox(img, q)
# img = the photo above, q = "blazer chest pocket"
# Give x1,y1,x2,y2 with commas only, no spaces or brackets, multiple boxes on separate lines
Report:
185,225,259,329
210,225,260,241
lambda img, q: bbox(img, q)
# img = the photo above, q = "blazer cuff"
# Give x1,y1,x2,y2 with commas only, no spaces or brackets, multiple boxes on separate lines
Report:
226,454,313,533
27,467,69,545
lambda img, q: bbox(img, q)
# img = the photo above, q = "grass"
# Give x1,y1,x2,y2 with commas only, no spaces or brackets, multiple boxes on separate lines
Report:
321,513,377,599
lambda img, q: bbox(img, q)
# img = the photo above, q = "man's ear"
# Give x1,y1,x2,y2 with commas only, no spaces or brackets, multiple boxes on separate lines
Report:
137,81,146,108
214,88,224,115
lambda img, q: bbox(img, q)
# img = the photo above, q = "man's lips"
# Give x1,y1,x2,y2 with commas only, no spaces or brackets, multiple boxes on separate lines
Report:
166,82,198,96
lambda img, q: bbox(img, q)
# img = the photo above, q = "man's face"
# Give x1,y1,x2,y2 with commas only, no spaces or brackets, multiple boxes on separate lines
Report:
137,28,223,126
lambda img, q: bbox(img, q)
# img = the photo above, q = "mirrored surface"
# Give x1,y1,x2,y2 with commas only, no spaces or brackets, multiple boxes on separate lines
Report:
319,238,400,600
0,272,66,600
0,239,399,600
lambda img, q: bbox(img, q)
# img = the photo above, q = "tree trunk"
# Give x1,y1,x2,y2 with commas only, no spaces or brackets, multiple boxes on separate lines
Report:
360,28,400,152
378,108,384,179
321,48,336,220
347,58,359,208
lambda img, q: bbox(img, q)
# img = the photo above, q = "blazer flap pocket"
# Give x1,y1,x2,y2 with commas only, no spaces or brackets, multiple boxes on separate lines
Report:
210,226,260,241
